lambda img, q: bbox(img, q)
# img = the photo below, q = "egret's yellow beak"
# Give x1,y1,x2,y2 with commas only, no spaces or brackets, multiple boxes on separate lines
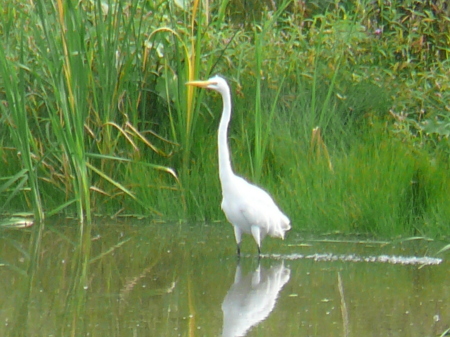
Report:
185,80,215,88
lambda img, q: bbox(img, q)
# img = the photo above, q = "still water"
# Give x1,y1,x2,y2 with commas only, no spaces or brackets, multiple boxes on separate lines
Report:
0,220,448,336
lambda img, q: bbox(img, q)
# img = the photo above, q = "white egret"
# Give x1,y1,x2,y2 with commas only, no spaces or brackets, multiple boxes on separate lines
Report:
186,75,291,256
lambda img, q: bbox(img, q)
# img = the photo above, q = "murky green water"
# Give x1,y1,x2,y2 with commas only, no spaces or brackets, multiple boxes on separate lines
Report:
1,220,448,336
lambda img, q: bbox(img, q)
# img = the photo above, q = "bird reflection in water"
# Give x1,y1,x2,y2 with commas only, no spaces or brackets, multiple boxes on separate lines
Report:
221,262,291,337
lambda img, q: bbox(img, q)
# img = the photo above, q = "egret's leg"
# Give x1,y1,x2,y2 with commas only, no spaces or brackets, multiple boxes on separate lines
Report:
233,226,242,257
251,226,262,256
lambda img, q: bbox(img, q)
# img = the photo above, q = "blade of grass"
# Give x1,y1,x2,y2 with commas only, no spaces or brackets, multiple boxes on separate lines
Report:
86,162,163,216
252,0,292,182
0,38,44,222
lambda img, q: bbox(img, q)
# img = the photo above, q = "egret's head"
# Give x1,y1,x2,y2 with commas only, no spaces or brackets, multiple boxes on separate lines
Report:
186,75,229,95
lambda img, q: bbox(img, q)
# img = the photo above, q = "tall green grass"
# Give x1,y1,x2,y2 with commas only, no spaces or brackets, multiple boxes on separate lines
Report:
1,0,450,239
0,43,44,222
0,0,180,222
267,93,450,238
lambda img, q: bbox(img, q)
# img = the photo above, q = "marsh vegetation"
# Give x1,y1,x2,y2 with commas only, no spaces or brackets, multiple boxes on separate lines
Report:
1,0,450,241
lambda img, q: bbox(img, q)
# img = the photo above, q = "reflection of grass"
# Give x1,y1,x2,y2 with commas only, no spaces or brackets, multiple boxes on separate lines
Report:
439,328,450,337
437,244,450,255
1,221,447,336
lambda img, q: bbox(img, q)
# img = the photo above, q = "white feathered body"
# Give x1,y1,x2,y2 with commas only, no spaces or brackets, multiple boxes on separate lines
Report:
187,75,290,254
221,174,290,243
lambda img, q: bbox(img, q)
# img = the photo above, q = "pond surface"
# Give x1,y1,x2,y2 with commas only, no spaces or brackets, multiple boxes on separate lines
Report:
0,220,449,336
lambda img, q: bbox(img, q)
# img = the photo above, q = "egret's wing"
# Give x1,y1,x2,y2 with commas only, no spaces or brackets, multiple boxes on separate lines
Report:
237,182,290,238
238,185,272,224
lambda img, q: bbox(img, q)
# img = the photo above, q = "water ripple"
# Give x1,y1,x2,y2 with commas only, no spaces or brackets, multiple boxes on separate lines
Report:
263,253,443,266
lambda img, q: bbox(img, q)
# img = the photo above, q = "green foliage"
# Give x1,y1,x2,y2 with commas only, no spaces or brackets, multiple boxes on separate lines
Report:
0,0,180,220
0,39,44,222
0,0,449,239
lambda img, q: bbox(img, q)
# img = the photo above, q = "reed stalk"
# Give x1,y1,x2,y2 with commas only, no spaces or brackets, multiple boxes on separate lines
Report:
0,38,44,223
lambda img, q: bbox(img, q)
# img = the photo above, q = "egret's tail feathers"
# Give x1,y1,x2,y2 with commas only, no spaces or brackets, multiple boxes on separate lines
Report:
269,213,291,239
280,213,291,239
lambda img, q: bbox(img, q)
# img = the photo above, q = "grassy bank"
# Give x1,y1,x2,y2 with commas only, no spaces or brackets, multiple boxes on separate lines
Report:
1,0,449,239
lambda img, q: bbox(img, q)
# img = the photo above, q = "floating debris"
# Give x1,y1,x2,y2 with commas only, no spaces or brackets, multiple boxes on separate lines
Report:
0,217,34,229
264,253,442,266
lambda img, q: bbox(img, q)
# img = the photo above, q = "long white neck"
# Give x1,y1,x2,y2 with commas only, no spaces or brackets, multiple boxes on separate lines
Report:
218,86,234,186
